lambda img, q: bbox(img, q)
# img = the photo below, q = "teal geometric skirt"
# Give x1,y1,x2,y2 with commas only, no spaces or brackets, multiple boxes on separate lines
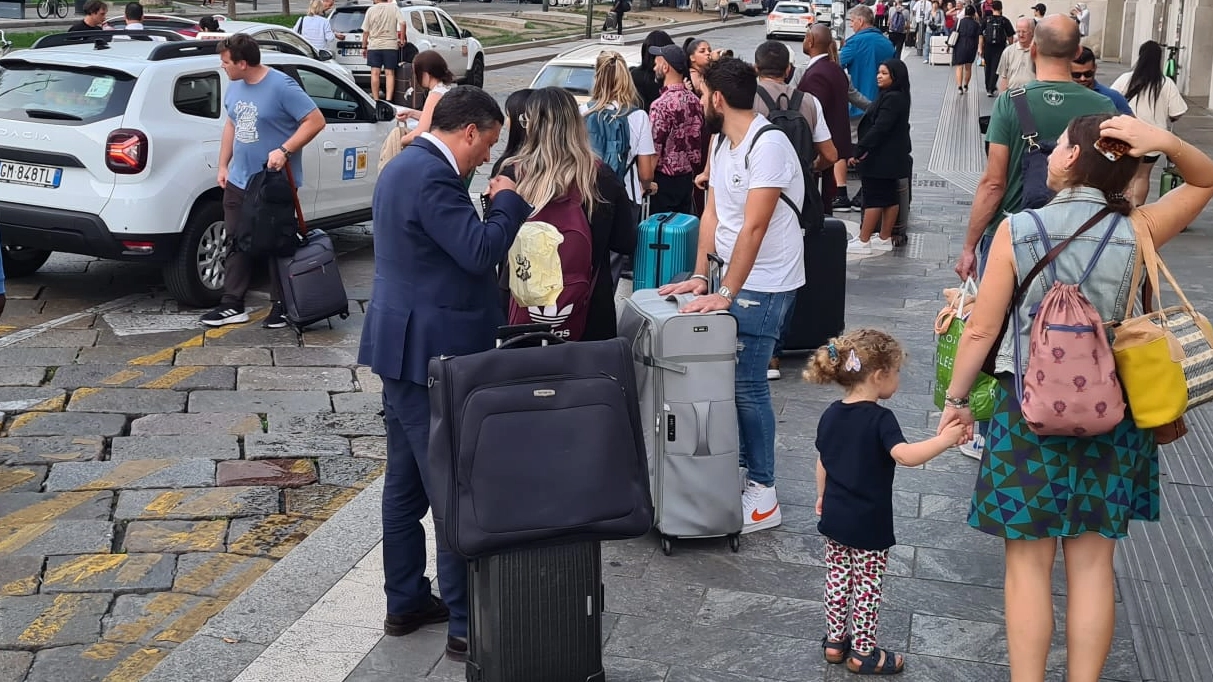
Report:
968,378,1160,540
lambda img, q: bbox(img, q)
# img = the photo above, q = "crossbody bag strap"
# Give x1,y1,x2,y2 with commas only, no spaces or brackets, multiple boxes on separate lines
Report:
282,161,309,238
1008,88,1041,151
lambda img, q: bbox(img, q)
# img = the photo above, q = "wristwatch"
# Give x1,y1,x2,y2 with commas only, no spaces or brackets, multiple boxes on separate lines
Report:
718,285,734,302
278,145,292,159
943,394,970,408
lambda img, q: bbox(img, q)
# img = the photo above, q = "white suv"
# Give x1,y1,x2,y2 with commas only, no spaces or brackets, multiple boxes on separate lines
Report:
0,30,396,306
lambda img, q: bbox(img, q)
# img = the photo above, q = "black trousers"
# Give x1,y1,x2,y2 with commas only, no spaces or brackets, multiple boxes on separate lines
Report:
890,31,906,55
221,184,282,307
983,45,1005,94
650,172,694,216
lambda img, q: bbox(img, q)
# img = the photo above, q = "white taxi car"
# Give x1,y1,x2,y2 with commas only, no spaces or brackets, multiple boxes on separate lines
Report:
529,43,641,105
0,30,396,306
765,1,816,39
197,19,353,79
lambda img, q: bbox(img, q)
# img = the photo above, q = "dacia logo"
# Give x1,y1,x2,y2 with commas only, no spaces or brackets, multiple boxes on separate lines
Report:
0,128,51,141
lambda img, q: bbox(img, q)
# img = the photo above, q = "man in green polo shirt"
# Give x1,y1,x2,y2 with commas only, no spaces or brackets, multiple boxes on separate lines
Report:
955,13,1115,280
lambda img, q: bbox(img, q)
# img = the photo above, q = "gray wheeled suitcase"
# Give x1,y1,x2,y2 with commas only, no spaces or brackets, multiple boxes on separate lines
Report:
617,289,742,556
275,229,350,335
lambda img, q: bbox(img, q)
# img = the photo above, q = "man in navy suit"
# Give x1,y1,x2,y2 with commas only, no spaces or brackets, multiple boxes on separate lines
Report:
358,86,532,661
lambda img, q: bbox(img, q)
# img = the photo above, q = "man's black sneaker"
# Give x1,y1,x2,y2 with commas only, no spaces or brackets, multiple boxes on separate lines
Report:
445,635,469,662
850,193,863,210
262,302,288,329
383,595,449,637
199,305,248,327
831,195,852,212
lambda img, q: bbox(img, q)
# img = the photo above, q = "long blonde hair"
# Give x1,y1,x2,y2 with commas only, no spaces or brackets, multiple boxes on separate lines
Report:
503,87,601,217
307,0,325,16
584,51,641,114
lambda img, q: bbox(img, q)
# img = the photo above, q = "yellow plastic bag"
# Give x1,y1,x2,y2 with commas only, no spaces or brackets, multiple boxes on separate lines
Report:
508,221,565,308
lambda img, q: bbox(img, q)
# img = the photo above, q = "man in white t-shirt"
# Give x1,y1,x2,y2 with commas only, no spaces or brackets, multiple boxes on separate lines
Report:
660,57,804,535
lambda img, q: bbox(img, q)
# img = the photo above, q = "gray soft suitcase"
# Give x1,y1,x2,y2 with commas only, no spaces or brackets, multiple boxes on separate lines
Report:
275,229,350,336
617,288,743,556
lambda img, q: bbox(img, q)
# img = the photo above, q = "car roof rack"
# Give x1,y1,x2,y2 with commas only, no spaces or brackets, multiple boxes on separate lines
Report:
148,38,310,61
31,29,187,49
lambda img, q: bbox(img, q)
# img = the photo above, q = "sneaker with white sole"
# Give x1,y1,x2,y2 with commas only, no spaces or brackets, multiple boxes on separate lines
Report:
847,238,873,255
958,432,985,460
199,305,248,327
262,302,288,329
767,357,781,380
742,480,781,534
871,236,895,251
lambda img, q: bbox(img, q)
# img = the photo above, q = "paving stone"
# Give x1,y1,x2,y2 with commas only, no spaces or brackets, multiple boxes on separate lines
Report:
245,432,350,459
114,487,280,521
0,593,112,649
350,436,387,460
13,329,98,348
0,387,66,412
0,367,48,387
216,459,317,488
45,459,215,492
298,318,363,347
354,366,382,393
5,412,128,437
175,347,273,366
103,592,226,645
332,391,383,413
24,642,170,682
0,436,104,465
41,553,176,594
284,484,361,520
317,456,384,488
74,346,175,365
122,520,229,554
0,348,79,367
0,466,47,493
0,650,33,682
0,491,113,522
272,347,359,367
49,364,235,391
0,520,113,556
110,435,240,461
237,366,355,392
129,413,263,437
172,552,275,599
271,412,385,436
0,556,44,596
226,514,324,559
66,387,186,415
188,390,333,415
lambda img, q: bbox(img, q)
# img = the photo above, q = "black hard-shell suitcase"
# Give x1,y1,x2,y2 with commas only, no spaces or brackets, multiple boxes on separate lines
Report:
781,218,847,352
891,155,913,246
467,541,605,682
275,229,350,334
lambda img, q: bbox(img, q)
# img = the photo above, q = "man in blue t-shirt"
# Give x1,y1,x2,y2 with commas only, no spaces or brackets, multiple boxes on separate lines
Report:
200,33,325,329
1071,47,1133,116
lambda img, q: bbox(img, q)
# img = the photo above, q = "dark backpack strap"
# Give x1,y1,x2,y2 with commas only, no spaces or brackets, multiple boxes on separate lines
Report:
755,88,779,113
789,88,804,113
1008,88,1041,149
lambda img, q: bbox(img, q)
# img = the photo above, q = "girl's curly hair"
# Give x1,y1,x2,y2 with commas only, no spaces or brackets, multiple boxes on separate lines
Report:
804,329,905,388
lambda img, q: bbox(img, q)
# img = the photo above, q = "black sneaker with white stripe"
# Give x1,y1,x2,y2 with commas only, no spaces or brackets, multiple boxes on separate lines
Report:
263,302,287,329
199,305,248,327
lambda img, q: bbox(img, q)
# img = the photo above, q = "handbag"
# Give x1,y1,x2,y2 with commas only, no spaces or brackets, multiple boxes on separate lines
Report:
946,30,959,47
934,278,997,420
1111,220,1213,429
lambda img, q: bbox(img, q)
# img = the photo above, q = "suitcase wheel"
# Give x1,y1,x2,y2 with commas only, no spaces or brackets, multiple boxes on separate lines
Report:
891,233,908,247
660,536,673,556
339,312,350,320
729,534,741,553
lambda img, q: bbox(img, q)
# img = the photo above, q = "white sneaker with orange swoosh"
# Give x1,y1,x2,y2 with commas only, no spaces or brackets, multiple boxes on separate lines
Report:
741,480,781,534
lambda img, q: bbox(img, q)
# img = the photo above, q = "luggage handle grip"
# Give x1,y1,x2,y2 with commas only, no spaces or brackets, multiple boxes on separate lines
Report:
693,401,710,455
498,330,566,349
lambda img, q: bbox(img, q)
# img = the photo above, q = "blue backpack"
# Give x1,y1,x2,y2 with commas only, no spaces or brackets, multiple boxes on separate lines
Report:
584,103,635,184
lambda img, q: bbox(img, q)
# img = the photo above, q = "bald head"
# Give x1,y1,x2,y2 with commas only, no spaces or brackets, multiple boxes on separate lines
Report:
1033,13,1080,60
804,23,834,56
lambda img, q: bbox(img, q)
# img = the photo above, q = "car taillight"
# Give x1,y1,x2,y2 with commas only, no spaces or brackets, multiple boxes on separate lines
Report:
770,11,783,18
106,129,148,174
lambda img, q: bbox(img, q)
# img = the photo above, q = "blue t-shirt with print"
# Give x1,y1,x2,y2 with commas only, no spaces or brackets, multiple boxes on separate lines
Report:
224,69,318,190
815,400,907,550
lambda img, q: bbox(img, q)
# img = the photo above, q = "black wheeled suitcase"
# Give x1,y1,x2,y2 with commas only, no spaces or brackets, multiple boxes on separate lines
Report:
275,229,350,333
780,218,847,352
467,541,605,682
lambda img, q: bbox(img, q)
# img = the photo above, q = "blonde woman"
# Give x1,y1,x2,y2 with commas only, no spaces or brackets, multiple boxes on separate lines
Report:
497,87,638,341
293,0,342,54
581,51,656,209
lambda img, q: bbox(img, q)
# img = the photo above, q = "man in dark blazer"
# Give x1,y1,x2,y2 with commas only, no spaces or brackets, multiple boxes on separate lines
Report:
799,24,855,213
358,86,532,661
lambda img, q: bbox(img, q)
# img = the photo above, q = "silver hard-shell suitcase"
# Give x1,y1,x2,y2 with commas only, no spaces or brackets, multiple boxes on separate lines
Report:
617,288,743,555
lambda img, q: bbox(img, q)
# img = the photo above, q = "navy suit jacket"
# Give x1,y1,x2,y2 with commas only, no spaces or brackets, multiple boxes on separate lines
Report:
358,137,532,385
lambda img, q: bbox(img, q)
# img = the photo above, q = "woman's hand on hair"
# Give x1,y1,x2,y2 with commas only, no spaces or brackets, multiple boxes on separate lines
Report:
1099,115,1169,159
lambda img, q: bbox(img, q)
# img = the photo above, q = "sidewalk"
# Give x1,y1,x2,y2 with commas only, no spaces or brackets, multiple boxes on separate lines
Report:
142,38,1213,682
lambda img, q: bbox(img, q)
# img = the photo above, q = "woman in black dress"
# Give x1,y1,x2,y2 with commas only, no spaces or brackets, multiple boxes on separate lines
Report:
847,58,912,254
951,5,980,93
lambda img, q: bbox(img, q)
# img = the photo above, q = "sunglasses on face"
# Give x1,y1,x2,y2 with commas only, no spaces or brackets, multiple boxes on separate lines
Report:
1071,70,1095,79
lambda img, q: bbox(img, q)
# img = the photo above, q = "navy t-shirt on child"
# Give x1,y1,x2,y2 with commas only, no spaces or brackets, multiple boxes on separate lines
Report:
816,400,908,550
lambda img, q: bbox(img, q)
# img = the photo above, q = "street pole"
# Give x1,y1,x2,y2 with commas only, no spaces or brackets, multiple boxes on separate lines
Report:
585,0,593,38
228,0,237,17
542,0,548,12
282,0,289,15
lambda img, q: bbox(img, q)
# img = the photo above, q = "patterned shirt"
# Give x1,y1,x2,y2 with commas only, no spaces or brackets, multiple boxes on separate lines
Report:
649,83,704,176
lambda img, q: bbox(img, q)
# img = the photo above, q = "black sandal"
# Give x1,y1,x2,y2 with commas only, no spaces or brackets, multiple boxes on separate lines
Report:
846,647,904,675
821,636,850,664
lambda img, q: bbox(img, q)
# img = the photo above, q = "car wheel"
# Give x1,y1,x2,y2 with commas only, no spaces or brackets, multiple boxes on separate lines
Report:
466,55,484,88
766,32,774,38
0,244,52,278
164,201,226,308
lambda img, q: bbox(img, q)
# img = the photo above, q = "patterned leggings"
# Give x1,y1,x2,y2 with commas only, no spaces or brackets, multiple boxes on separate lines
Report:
824,537,890,655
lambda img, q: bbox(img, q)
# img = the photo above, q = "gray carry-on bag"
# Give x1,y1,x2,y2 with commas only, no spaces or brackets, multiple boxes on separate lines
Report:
617,288,743,556
273,163,350,336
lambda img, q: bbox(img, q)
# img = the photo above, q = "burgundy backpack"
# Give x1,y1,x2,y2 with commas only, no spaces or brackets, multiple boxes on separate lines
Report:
508,189,596,341
1011,208,1125,437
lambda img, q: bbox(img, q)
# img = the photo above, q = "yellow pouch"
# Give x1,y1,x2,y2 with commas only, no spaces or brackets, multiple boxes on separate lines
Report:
1111,313,1188,428
507,221,565,308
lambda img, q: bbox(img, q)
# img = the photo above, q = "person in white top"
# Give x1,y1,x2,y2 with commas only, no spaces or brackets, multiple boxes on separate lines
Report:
294,0,344,54
660,57,804,535
396,50,455,148
1111,40,1188,205
1070,2,1089,37
580,51,657,208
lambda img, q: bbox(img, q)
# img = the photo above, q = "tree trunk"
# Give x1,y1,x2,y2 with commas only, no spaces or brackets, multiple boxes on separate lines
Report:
227,0,237,17
282,0,290,17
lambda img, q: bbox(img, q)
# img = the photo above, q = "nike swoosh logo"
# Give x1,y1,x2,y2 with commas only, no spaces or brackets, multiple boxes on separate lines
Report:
751,506,778,522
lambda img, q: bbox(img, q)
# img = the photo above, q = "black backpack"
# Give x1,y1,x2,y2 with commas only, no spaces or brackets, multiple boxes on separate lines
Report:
983,16,1009,48
753,89,825,235
1008,89,1056,210
237,166,304,257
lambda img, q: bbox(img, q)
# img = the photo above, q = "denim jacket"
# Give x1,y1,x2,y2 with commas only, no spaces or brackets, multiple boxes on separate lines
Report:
994,187,1140,375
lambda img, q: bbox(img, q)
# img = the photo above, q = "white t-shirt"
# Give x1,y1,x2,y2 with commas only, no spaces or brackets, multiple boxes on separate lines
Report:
1109,72,1187,132
709,115,806,293
579,102,656,204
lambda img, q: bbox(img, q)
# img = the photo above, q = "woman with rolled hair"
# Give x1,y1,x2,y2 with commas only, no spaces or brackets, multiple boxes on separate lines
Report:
395,50,455,148
940,113,1213,682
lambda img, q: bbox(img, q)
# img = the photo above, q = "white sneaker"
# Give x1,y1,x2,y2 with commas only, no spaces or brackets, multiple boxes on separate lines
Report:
958,432,985,460
871,236,895,251
847,238,873,255
741,480,781,534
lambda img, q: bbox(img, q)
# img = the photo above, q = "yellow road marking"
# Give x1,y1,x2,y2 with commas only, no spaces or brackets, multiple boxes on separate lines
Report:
127,519,226,553
43,555,128,585
0,468,39,493
1,575,38,596
103,592,191,644
27,394,66,412
0,522,53,554
171,554,245,595
101,646,167,682
82,641,123,661
6,411,42,433
140,366,203,390
70,387,101,402
153,598,225,644
18,594,89,646
101,369,145,386
75,459,174,491
0,491,103,526
127,309,270,366
142,491,187,516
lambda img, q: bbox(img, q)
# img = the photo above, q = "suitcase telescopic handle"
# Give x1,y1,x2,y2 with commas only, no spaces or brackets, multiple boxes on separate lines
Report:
498,331,566,349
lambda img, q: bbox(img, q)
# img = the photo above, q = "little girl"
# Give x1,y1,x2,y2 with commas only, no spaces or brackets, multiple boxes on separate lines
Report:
804,329,964,675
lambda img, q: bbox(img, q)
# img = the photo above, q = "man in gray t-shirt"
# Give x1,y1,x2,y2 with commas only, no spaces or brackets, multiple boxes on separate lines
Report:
200,34,324,330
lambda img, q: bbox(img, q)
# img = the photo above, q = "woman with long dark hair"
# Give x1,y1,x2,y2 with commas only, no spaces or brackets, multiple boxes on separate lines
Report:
683,37,712,95
847,59,912,254
632,30,673,111
951,5,980,93
491,89,534,177
1111,40,1188,205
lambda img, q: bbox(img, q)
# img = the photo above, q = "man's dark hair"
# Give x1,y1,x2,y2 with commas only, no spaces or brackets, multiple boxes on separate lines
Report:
217,33,262,67
1033,14,1080,59
754,41,790,79
1074,46,1096,64
991,0,1002,10
430,86,504,133
83,0,107,14
125,1,142,20
702,57,758,110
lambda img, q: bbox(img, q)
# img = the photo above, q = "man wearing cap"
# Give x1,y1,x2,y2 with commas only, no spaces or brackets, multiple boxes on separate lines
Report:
1031,2,1046,22
648,44,705,216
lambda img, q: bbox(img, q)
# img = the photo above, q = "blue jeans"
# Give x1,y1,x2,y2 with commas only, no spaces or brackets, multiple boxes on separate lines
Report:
772,295,796,358
976,231,995,278
381,377,468,638
732,289,796,487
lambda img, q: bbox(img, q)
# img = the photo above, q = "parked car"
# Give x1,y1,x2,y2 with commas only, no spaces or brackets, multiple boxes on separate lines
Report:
765,1,815,38
197,18,353,78
103,13,202,36
812,0,834,21
730,0,765,14
529,42,641,105
0,31,396,306
327,0,484,89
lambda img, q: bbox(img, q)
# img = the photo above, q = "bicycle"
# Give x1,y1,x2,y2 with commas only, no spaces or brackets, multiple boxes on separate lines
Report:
0,31,11,58
36,0,69,19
